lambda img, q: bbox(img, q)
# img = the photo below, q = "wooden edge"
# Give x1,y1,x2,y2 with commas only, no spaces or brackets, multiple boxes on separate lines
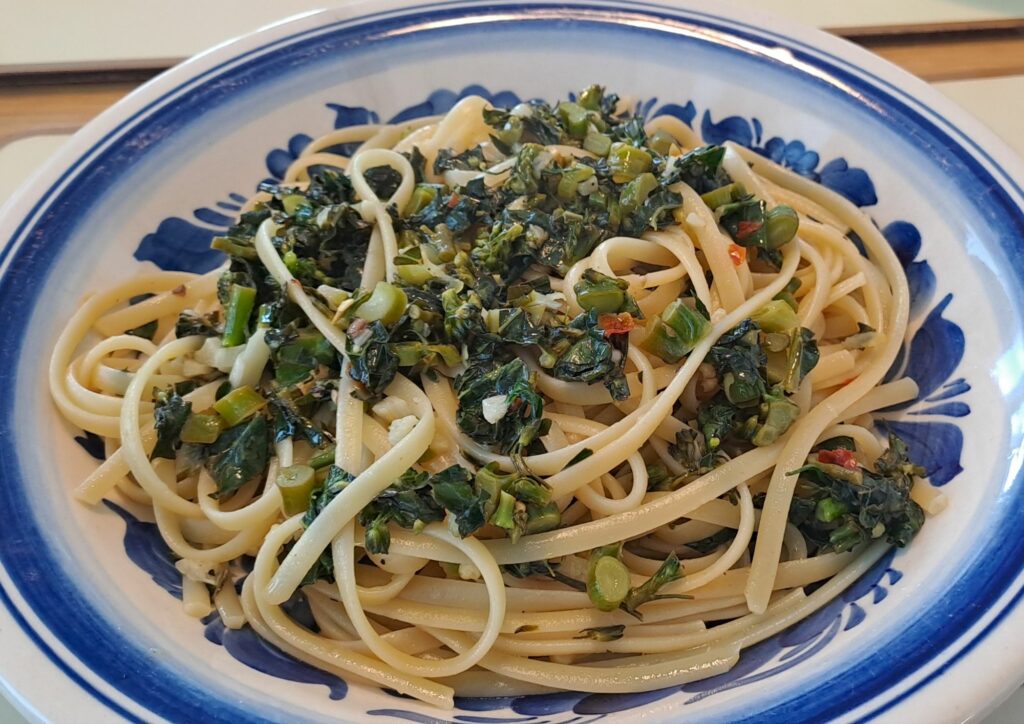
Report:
831,17,1024,39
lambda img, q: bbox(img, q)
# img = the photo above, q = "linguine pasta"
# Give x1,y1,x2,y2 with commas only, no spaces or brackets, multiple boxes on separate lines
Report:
50,87,943,708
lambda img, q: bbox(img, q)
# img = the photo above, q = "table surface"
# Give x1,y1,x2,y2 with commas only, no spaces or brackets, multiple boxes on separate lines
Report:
2,3,1024,722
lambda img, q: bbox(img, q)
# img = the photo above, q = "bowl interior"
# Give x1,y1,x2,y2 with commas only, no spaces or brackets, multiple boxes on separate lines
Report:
2,3,1024,722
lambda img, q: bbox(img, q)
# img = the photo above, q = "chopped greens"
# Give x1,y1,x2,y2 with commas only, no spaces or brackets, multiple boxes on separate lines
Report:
784,434,926,553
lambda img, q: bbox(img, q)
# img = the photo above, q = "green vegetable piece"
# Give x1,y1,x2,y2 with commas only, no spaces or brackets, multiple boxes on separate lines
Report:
608,143,652,183
421,226,456,264
395,264,434,286
783,327,820,394
180,412,223,445
588,553,631,612
556,164,596,201
308,446,336,470
490,491,518,534
773,277,802,311
355,282,408,326
576,84,604,111
557,101,591,139
525,501,561,535
647,130,675,156
751,387,800,446
619,172,658,212
700,182,746,210
281,193,310,216
583,130,612,156
641,299,710,363
126,319,158,341
211,236,260,260
403,184,438,217
277,464,317,516
620,552,687,618
213,385,267,427
815,498,848,523
222,284,257,348
575,624,626,641
574,269,627,314
364,515,391,555
765,204,800,249
751,299,800,333
640,320,687,364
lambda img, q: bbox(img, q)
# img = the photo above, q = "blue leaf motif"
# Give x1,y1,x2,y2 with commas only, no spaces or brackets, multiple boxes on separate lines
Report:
882,220,921,265
882,221,936,315
699,110,754,147
776,598,844,647
193,207,235,226
651,101,697,127
927,378,971,402
896,294,964,402
905,260,937,319
842,549,895,602
266,132,314,179
205,615,348,700
911,401,970,418
73,430,105,461
452,698,517,712
134,216,226,273
845,602,866,630
573,687,679,714
874,418,964,486
103,501,182,599
817,158,877,207
681,636,784,695
326,104,380,129
762,137,819,176
511,691,587,716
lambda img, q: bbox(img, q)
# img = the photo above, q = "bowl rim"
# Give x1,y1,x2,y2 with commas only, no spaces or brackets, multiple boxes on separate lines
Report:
2,1,1024,721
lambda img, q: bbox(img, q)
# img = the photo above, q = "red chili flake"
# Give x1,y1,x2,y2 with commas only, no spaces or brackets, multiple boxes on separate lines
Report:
736,220,763,241
171,284,187,296
817,448,859,470
598,312,636,336
728,244,747,266
447,193,461,209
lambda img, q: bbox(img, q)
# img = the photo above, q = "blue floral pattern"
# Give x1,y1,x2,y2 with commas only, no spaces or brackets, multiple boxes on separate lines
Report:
82,87,967,720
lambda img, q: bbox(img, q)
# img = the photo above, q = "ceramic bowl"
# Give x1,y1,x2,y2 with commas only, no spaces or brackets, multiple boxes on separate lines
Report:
2,1,1023,721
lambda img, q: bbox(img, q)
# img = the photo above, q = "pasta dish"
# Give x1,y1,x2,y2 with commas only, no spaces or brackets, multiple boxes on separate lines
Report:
49,86,943,707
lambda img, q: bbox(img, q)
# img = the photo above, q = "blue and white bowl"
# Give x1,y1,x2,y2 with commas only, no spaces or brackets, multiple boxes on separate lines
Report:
1,1,1023,721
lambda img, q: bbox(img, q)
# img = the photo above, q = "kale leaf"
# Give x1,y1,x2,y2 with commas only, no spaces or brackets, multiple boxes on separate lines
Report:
430,465,494,538
152,390,191,460
205,415,269,495
455,358,548,454
346,320,399,401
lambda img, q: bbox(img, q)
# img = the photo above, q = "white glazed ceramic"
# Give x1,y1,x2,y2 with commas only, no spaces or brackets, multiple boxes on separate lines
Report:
2,2,1024,722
